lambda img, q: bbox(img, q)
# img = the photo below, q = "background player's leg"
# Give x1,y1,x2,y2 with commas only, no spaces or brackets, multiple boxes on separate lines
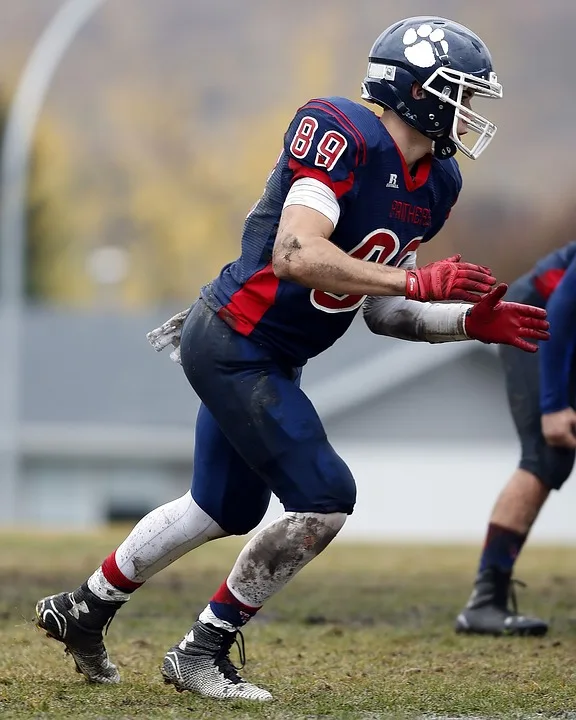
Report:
488,469,549,536
456,344,549,636
456,279,568,636
35,401,271,686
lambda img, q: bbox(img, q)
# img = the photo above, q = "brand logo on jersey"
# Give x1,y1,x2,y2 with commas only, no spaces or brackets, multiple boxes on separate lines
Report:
403,24,449,68
386,173,399,189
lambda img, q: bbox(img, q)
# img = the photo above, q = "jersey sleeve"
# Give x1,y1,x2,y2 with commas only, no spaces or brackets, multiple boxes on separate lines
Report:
283,99,366,202
539,255,576,413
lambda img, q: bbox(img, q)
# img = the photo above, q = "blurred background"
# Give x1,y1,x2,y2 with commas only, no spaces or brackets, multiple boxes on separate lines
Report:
0,0,575,541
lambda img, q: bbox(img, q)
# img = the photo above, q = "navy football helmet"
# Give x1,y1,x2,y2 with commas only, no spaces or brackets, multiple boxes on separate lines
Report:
361,16,502,160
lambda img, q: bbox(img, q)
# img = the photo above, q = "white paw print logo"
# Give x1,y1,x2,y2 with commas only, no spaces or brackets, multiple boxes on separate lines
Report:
403,24,449,68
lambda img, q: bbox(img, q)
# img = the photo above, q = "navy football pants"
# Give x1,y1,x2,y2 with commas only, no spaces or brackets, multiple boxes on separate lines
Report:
179,299,357,535
499,275,576,490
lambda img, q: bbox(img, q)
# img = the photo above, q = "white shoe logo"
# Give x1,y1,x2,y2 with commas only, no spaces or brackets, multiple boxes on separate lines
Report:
505,615,525,626
403,24,449,68
465,588,478,609
69,598,90,620
179,628,194,650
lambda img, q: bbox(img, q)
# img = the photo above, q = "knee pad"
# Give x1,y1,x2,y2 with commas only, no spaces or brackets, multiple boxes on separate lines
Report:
278,450,357,516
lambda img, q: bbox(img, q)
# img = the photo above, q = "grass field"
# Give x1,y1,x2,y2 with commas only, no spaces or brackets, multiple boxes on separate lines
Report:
1,529,576,719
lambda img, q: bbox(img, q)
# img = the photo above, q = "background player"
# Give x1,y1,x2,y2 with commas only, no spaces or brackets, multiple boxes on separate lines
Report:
35,17,549,701
456,242,576,636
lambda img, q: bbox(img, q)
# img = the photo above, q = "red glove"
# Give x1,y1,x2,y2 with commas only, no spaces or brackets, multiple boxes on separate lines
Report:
405,254,496,303
464,283,550,352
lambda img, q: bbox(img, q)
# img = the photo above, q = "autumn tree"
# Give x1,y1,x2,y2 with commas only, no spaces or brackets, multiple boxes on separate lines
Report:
0,92,76,302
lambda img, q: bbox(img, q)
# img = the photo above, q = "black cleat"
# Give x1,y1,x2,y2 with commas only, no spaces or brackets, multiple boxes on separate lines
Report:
35,583,123,683
455,567,548,637
162,620,272,701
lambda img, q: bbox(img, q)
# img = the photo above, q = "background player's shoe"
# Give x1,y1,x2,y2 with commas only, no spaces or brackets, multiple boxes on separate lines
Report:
35,583,123,683
455,567,548,636
161,620,272,701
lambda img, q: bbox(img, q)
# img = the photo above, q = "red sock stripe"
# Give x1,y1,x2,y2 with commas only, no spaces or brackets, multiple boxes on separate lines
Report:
101,552,143,592
212,580,260,612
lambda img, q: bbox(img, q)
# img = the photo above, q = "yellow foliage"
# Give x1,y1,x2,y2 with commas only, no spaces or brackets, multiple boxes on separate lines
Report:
18,3,370,307
26,114,84,303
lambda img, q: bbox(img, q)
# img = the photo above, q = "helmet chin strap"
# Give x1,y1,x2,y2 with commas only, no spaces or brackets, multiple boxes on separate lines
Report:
392,95,458,161
432,137,457,159
362,81,459,160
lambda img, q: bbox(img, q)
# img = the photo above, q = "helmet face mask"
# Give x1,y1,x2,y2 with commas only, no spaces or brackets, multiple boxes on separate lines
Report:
422,67,502,160
361,16,503,160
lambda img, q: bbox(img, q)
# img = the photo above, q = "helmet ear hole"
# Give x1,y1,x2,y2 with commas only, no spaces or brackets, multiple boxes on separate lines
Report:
411,83,426,100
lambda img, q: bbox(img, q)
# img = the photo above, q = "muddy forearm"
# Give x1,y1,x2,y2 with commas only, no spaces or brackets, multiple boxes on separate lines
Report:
272,231,406,297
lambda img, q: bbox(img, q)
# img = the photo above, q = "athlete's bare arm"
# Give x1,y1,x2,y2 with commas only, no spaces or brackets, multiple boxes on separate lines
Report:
272,204,406,297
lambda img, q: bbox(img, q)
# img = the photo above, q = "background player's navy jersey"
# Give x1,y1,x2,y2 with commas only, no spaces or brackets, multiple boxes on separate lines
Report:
530,241,576,301
521,241,576,414
201,96,462,367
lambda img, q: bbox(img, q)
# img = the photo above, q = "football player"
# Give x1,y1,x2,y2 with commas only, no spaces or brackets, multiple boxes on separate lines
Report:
35,17,549,700
456,242,576,637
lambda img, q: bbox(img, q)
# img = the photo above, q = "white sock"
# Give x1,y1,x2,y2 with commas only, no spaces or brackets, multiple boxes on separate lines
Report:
87,567,131,602
198,606,237,633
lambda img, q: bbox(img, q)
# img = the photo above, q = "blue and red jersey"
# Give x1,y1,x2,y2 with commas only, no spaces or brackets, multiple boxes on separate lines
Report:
529,241,576,413
201,96,462,366
530,242,576,301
